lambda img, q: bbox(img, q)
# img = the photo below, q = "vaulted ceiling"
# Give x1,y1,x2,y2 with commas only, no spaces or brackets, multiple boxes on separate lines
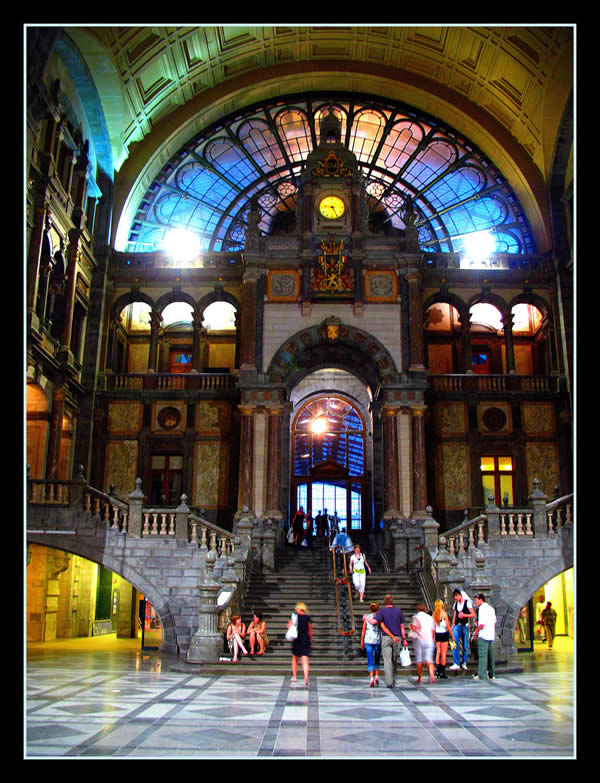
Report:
55,25,574,254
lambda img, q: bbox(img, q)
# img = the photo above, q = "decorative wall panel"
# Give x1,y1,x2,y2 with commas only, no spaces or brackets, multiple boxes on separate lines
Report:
436,441,470,510
105,440,139,497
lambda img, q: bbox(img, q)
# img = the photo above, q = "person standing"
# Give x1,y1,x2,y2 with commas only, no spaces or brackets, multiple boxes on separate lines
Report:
349,544,371,602
288,602,313,686
541,601,557,649
448,588,475,671
472,593,497,680
410,603,436,684
304,509,314,548
291,506,305,548
535,594,547,642
432,599,453,679
360,601,382,687
374,595,408,688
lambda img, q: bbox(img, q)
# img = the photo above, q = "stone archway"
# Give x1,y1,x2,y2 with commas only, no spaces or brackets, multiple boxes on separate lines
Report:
266,316,399,394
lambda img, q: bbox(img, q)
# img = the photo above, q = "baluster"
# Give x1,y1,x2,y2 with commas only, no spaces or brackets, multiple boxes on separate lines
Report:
151,513,159,535
556,507,563,529
566,503,572,526
468,527,475,549
500,514,507,535
84,492,92,513
122,512,128,533
190,520,198,544
219,536,227,557
524,513,533,535
547,511,554,535
210,531,217,552
48,483,55,503
199,527,208,550
168,513,175,535
508,513,516,535
111,505,120,530
516,513,525,536
160,513,168,535
55,484,63,503
103,502,111,524
93,497,100,516
458,531,465,553
143,513,150,535
477,518,486,544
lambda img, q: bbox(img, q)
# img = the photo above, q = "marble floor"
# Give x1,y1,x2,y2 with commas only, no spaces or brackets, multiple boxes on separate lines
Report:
24,636,575,760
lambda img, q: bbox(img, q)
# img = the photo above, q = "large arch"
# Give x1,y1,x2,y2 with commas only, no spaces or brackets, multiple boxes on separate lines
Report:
266,318,400,397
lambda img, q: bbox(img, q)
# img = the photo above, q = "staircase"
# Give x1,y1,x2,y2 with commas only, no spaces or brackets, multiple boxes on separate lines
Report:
194,536,425,676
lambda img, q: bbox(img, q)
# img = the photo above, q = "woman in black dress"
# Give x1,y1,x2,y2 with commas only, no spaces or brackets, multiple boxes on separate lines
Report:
288,601,313,685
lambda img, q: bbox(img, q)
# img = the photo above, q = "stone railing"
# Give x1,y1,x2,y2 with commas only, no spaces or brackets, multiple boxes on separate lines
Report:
430,374,565,394
105,372,238,393
28,473,237,554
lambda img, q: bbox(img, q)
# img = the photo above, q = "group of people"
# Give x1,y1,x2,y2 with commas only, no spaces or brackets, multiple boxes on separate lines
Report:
359,589,498,686
225,612,269,662
289,507,342,548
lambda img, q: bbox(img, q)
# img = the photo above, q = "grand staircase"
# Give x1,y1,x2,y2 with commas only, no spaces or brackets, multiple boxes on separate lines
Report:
195,535,424,677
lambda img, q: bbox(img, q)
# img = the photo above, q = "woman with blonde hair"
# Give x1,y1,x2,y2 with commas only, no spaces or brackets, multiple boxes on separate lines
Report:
432,599,453,679
287,601,313,686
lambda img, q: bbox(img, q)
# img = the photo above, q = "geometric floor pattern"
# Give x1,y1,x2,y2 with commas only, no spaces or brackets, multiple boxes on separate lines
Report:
25,642,575,759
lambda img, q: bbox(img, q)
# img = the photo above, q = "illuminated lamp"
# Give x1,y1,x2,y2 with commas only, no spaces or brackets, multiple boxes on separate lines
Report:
310,417,328,434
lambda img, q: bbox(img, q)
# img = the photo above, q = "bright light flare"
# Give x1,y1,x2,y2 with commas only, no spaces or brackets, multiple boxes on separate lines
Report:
310,417,328,434
162,229,201,263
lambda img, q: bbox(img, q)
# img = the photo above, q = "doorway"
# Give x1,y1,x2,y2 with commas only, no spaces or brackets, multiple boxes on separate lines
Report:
291,396,366,531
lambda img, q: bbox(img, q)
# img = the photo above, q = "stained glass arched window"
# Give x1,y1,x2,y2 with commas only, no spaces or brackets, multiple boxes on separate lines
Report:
124,92,535,256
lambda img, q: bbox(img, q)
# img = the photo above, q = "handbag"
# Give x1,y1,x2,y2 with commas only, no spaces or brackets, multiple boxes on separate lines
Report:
287,527,295,544
399,646,411,667
285,612,298,641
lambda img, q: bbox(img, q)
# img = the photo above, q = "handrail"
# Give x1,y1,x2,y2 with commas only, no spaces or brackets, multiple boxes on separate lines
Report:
331,545,355,636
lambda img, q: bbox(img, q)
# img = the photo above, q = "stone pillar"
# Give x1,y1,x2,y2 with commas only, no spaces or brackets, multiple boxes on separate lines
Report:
382,405,400,519
265,407,283,519
61,229,81,350
239,270,259,372
45,385,65,480
406,270,426,371
27,199,50,326
236,407,255,517
483,493,501,541
128,478,145,537
175,494,191,541
422,505,440,550
186,551,224,663
460,313,473,373
529,478,549,538
261,519,276,573
191,310,206,372
411,405,428,518
147,310,162,372
502,311,516,374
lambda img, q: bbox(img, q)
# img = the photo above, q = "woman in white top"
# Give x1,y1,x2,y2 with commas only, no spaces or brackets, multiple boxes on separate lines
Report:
349,545,371,602
432,599,454,679
360,601,382,687
409,603,436,684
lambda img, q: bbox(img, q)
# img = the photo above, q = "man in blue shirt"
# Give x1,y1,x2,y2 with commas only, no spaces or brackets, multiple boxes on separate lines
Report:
374,594,408,688
330,527,354,554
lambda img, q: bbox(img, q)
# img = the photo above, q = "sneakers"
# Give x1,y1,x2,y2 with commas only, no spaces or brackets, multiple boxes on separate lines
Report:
461,663,468,670
448,663,461,671
472,674,480,680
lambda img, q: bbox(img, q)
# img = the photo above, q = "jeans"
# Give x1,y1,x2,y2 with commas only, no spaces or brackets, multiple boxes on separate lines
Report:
477,638,495,679
452,624,469,665
364,642,381,673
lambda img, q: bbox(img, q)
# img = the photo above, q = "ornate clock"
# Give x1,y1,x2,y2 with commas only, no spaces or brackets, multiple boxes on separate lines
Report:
318,195,346,220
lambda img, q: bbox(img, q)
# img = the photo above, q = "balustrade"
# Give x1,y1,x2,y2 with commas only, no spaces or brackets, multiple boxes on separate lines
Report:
430,374,564,394
107,372,237,393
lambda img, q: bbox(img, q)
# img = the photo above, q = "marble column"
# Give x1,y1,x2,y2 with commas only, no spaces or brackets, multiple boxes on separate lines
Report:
147,310,162,372
239,270,259,372
236,406,255,517
382,406,400,519
406,270,426,371
265,406,283,519
502,311,516,374
411,405,428,518
191,309,206,372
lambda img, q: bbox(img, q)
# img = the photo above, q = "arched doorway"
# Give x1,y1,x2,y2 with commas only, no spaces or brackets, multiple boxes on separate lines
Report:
291,394,368,532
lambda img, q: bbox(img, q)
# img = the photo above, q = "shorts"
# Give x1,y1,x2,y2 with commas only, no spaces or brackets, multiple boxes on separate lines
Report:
435,632,450,643
413,639,435,664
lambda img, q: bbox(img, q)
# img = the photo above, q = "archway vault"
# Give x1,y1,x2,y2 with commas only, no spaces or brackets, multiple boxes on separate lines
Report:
266,317,399,396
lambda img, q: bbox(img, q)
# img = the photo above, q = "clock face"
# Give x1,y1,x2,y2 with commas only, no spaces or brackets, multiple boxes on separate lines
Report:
319,195,346,219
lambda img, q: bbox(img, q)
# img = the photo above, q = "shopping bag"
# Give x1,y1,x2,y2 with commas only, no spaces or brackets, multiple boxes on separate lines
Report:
285,612,298,641
399,646,411,667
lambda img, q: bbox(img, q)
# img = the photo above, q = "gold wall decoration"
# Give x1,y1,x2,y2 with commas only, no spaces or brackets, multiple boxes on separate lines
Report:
522,402,555,435
152,401,186,434
312,239,353,294
434,401,467,436
364,270,398,302
193,441,229,510
105,440,139,498
267,270,300,301
478,402,512,434
311,150,352,177
436,442,470,510
525,442,559,497
195,401,231,434
107,401,143,436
